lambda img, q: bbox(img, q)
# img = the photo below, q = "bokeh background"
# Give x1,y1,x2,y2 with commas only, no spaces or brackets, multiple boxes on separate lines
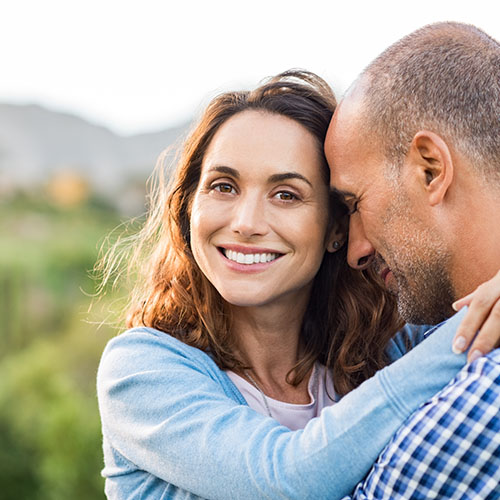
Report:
1,1,499,498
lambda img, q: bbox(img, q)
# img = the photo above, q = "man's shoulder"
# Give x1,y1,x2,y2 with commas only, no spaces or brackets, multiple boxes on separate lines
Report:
471,348,500,387
435,347,500,406
464,347,500,378
485,347,500,364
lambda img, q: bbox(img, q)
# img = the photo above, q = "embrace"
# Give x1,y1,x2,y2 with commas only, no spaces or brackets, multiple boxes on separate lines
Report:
97,22,500,499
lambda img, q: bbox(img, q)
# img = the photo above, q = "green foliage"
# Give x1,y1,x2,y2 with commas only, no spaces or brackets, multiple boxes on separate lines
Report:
0,195,122,499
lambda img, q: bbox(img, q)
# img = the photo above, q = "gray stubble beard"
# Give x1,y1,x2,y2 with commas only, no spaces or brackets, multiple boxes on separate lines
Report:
382,186,456,325
393,260,456,325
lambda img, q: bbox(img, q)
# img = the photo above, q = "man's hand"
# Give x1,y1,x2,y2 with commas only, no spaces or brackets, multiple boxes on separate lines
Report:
452,269,500,362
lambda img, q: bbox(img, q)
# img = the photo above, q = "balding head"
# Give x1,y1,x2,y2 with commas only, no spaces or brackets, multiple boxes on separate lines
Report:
355,22,500,182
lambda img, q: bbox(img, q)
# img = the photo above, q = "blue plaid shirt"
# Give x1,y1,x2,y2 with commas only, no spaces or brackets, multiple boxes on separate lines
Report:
344,347,500,499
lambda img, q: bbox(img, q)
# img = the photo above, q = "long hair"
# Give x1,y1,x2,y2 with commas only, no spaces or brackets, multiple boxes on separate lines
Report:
99,70,403,396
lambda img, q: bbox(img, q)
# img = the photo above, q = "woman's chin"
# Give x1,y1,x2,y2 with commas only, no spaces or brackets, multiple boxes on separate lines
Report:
221,295,270,309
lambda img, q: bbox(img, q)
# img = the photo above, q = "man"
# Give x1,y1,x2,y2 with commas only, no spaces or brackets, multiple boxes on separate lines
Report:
325,22,500,498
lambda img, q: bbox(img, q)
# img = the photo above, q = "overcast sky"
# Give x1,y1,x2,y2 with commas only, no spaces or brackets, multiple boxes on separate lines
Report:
1,0,499,135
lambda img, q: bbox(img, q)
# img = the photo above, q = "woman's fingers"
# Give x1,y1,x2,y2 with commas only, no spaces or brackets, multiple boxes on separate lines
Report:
466,300,500,363
451,292,474,311
452,270,500,362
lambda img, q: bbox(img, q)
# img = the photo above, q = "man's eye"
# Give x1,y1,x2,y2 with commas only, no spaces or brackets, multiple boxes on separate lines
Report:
348,201,359,215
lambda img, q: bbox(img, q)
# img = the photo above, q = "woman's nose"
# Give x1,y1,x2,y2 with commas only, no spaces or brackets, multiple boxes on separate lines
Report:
230,193,268,237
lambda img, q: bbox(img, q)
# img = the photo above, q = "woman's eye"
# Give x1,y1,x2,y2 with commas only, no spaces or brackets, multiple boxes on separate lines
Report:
213,183,235,194
275,191,297,201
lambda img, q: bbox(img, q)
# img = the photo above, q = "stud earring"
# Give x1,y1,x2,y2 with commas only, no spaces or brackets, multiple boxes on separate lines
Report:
333,241,341,250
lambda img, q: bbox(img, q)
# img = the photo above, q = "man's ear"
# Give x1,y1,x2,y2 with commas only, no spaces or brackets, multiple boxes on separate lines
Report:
406,131,454,206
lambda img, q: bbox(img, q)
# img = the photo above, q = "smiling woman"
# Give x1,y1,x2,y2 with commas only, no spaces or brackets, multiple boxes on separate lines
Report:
95,70,474,499
190,111,331,310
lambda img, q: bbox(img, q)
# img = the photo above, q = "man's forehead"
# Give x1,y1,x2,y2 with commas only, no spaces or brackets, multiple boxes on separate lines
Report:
335,79,369,122
329,165,360,198
326,85,382,193
326,107,366,191
327,86,368,148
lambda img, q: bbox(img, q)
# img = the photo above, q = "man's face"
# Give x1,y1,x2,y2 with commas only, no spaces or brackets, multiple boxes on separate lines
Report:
324,95,455,324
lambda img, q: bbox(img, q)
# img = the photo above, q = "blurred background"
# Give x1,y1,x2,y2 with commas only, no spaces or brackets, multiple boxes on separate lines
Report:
1,1,499,498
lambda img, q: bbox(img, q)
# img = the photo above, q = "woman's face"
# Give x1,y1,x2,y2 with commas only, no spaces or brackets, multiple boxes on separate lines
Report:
190,110,333,309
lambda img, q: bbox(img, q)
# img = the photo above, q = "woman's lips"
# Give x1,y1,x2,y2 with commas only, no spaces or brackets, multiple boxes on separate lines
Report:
224,249,278,265
218,244,283,255
217,246,284,271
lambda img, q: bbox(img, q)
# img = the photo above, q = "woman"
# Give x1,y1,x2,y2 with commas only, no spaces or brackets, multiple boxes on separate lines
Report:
97,70,499,499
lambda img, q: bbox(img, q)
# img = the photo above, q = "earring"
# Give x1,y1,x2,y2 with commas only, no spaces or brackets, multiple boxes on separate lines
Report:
333,241,341,250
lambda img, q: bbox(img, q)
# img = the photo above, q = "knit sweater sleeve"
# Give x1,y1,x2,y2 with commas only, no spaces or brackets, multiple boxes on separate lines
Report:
384,322,430,361
97,309,467,500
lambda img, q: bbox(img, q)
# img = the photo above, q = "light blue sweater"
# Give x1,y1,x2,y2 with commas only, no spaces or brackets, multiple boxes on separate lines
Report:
97,309,467,499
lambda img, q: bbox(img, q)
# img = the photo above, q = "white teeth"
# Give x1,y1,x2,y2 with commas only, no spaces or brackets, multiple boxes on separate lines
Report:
223,249,279,265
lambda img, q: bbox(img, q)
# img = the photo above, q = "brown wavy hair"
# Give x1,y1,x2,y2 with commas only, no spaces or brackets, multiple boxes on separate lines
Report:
99,70,403,396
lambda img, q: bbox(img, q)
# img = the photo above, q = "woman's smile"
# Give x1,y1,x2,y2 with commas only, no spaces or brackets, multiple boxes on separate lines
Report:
219,245,284,268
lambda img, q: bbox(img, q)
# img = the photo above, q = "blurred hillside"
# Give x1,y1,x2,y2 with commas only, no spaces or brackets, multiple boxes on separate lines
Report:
0,105,185,498
0,103,189,212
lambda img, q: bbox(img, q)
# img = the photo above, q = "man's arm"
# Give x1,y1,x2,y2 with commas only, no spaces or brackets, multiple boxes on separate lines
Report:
345,350,500,499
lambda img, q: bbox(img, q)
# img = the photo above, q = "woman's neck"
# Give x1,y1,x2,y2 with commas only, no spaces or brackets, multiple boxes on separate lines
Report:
229,297,312,403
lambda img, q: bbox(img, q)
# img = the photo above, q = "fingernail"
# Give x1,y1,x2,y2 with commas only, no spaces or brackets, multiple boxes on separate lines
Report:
469,349,483,363
452,336,466,354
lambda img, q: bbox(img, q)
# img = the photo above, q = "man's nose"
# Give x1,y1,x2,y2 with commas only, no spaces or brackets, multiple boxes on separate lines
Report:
230,193,268,238
347,216,375,270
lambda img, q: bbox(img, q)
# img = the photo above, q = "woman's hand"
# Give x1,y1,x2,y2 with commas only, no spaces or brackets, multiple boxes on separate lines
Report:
452,269,500,363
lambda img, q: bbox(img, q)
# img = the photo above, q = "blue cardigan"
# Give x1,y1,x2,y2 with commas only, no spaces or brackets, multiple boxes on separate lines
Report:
97,309,467,499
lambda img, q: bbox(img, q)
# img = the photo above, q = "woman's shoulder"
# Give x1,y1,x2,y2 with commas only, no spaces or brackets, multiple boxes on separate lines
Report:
97,326,247,408
106,326,212,357
98,327,216,380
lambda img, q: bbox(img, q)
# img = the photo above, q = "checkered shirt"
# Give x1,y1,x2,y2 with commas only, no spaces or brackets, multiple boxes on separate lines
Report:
344,349,500,499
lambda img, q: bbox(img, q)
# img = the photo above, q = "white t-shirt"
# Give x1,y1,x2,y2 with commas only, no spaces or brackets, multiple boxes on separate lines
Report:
226,364,337,430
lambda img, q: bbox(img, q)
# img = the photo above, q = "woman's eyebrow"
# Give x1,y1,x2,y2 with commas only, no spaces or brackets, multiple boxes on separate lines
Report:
206,166,240,178
267,172,313,188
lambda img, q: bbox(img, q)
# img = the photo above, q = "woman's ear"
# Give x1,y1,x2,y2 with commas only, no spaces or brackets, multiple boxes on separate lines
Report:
326,227,345,253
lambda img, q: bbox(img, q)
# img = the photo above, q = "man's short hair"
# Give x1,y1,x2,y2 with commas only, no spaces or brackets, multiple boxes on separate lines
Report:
360,22,500,181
